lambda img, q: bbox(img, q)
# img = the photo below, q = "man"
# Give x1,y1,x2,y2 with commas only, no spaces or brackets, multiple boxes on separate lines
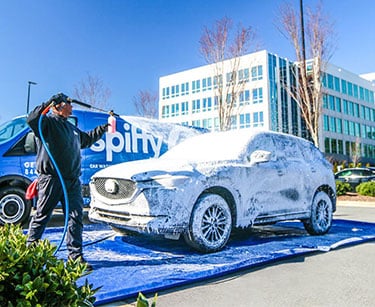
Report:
26,93,108,268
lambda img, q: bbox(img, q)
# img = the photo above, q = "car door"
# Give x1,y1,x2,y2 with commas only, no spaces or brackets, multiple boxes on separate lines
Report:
270,134,307,214
240,133,288,221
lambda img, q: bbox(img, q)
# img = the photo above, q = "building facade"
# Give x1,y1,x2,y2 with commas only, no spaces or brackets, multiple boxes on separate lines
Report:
159,50,375,163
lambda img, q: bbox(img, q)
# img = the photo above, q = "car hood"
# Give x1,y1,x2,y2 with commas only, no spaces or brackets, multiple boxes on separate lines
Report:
92,158,198,181
92,158,239,182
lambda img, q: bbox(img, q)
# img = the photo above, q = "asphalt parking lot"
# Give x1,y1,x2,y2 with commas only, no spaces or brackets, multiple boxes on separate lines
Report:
101,202,375,307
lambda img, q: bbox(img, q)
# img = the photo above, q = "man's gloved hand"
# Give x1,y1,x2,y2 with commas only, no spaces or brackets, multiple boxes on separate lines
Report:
99,123,110,133
47,93,69,106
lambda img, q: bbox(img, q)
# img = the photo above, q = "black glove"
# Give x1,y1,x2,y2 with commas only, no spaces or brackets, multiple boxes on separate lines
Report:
99,123,110,133
47,93,69,106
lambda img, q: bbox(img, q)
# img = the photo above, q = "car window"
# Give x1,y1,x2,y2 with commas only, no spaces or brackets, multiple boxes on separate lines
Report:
272,135,303,160
337,170,350,176
362,170,373,176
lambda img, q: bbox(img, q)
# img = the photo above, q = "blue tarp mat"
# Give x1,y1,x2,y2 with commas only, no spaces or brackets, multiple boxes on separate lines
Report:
43,219,375,306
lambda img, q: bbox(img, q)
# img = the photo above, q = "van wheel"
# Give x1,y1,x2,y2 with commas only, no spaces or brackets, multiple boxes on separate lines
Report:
303,191,333,235
184,194,232,253
0,187,31,226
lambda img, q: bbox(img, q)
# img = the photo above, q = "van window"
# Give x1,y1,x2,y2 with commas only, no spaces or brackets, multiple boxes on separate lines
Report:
0,117,28,145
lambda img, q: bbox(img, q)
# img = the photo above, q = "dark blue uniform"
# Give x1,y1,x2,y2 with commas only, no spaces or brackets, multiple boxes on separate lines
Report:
27,101,107,260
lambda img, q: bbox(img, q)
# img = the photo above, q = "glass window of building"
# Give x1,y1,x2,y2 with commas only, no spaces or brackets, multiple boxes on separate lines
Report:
192,80,200,93
343,120,349,135
239,90,250,106
251,65,263,81
181,101,189,115
214,75,223,88
226,72,236,85
360,86,365,100
239,113,251,128
338,140,344,154
335,97,341,112
214,96,219,110
336,118,342,134
329,95,335,110
161,105,170,118
325,138,330,153
253,111,264,127
347,82,353,96
353,84,358,98
162,87,170,100
181,82,189,96
202,118,213,129
231,115,237,129
238,68,249,83
329,116,336,132
192,99,201,113
323,94,328,109
202,77,212,91
252,87,263,104
327,74,334,89
334,76,340,92
171,103,180,117
331,139,337,154
341,80,347,94
323,115,329,131
214,117,220,131
202,97,212,112
343,99,348,114
192,119,201,127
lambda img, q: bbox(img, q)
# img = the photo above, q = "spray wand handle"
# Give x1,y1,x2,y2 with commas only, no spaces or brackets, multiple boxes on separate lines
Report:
41,102,54,115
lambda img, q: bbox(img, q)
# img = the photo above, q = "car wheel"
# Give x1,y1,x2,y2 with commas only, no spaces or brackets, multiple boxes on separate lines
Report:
0,187,32,226
303,191,333,235
184,194,232,253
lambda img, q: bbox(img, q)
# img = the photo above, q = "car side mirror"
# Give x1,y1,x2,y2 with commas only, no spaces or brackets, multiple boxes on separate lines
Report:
24,131,36,153
249,150,271,165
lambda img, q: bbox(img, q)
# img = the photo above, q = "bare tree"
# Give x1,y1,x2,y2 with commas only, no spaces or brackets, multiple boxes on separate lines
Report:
132,90,158,119
73,73,111,110
278,1,335,147
199,17,256,131
351,137,362,166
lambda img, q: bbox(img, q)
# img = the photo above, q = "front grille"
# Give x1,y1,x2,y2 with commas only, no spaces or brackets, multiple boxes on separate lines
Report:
92,178,136,200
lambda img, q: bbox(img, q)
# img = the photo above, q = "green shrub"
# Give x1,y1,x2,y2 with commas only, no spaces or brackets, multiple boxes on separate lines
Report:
0,224,97,306
336,180,351,196
356,181,375,197
137,292,157,307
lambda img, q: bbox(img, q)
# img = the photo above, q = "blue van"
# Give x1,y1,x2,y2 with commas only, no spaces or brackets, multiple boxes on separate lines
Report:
0,109,204,226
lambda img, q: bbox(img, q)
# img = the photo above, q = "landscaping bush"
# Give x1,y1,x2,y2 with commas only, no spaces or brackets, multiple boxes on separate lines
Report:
0,224,97,306
356,181,375,197
336,180,351,196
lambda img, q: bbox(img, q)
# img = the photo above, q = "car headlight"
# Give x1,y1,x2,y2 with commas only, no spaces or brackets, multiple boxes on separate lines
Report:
137,175,192,189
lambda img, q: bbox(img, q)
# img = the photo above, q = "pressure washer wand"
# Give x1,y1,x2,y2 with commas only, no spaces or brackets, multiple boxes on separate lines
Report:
68,98,119,117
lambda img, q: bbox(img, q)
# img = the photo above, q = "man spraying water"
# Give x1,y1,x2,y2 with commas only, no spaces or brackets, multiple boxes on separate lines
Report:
26,93,109,270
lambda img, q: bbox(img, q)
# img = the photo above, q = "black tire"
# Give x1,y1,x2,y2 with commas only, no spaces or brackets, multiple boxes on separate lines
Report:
0,187,32,226
303,191,333,235
184,194,232,253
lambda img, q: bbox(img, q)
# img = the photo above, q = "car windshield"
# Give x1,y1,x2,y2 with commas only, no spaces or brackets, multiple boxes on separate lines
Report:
161,129,253,162
0,116,28,145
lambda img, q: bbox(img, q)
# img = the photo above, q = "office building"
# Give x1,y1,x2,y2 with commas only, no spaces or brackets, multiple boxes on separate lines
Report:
159,50,375,163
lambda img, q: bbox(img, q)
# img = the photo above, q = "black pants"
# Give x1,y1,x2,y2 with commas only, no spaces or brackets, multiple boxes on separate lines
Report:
27,174,84,260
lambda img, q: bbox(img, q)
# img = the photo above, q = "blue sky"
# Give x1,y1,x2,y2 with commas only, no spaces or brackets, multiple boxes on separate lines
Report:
1,0,374,123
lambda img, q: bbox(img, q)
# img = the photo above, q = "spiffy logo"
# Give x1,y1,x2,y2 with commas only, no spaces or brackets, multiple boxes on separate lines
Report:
90,122,163,162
